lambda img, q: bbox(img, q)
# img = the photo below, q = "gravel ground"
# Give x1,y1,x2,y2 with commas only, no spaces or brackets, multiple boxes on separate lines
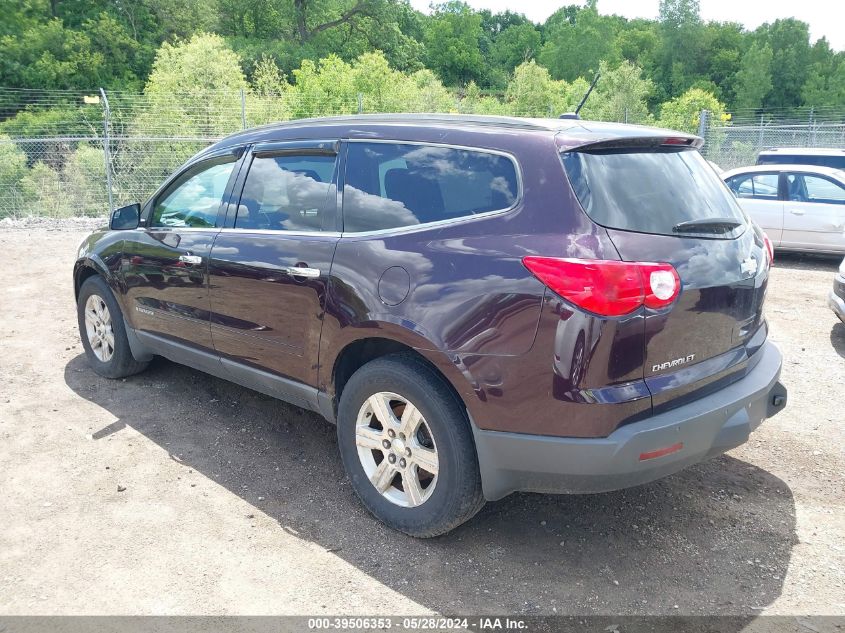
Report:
0,227,842,620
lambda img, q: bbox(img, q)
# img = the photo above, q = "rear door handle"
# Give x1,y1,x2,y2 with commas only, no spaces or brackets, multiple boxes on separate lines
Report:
788,208,804,215
178,254,203,265
285,266,320,278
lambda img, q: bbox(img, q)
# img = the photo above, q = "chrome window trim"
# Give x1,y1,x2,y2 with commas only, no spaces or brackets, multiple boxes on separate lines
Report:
216,228,342,238
143,227,343,238
340,138,524,237
143,227,222,233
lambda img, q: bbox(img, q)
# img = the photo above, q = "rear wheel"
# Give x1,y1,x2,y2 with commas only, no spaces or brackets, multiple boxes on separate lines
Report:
77,275,148,379
337,353,484,537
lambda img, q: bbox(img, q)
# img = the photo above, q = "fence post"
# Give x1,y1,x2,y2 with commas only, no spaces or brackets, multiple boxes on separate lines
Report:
758,114,765,151
697,109,710,145
808,107,816,146
240,88,247,129
357,93,363,114
99,88,114,214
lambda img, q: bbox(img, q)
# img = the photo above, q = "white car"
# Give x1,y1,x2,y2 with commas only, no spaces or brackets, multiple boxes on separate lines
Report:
722,164,845,255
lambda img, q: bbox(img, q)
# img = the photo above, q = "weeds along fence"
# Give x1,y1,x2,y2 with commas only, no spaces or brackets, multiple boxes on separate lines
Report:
2,87,845,219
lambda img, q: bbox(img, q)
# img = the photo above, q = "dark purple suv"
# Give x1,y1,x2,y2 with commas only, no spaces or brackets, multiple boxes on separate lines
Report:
74,114,787,536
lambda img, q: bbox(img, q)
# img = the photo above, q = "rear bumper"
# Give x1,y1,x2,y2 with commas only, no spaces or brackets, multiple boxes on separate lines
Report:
830,274,845,322
473,340,786,501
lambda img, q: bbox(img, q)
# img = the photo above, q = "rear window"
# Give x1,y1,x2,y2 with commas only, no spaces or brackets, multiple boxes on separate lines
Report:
561,148,746,237
757,154,845,170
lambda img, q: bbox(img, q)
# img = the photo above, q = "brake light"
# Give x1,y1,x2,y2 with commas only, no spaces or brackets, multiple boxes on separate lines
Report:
522,257,681,317
763,233,774,266
662,137,693,146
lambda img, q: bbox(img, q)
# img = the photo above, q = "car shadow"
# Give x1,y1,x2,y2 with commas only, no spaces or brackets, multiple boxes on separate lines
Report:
64,354,797,618
832,322,845,359
772,251,841,272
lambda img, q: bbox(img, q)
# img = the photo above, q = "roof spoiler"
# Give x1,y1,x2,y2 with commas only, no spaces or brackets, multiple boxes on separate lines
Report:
556,133,704,153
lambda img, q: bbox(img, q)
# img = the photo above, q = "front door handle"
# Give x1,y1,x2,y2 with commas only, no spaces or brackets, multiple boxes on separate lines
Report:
285,266,320,278
178,254,203,265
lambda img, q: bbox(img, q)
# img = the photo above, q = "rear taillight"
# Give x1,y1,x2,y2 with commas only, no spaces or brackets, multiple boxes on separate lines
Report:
763,233,774,266
522,257,681,317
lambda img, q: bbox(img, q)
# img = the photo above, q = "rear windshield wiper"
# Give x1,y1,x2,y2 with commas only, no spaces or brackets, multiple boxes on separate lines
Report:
672,218,742,234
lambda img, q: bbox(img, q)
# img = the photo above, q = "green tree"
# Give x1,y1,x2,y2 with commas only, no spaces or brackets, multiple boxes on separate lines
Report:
755,18,811,109
505,61,565,117
250,54,288,96
656,0,704,98
800,39,844,108
701,21,744,106
63,144,108,215
0,138,29,218
20,161,70,217
582,60,653,124
405,68,456,112
491,23,541,73
733,42,773,110
802,60,845,108
657,87,725,133
539,2,618,82
459,81,508,114
423,2,484,86
141,33,247,135
289,55,356,117
615,19,659,67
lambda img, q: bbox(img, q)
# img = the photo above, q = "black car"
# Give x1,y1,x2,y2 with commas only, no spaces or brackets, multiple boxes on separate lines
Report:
75,115,787,536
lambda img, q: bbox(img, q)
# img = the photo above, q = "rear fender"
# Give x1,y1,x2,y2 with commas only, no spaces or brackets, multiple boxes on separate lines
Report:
318,316,485,426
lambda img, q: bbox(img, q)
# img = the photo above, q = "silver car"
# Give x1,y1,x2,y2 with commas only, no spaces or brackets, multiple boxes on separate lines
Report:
831,257,845,323
723,164,845,255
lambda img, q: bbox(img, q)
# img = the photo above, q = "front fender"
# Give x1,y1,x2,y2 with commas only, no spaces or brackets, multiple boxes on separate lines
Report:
73,231,124,301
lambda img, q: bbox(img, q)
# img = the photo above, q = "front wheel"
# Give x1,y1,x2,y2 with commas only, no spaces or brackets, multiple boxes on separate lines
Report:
77,275,148,379
337,353,484,537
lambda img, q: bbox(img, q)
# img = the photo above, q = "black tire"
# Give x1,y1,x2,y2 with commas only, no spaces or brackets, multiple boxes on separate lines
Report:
337,353,485,537
77,275,149,379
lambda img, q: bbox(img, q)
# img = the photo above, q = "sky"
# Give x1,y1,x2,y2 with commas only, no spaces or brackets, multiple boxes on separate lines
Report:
408,0,845,51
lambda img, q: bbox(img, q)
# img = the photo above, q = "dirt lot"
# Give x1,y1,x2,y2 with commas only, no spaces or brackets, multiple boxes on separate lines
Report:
0,225,843,619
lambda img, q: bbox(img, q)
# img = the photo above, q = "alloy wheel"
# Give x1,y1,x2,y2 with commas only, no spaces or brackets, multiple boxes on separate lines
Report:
84,294,115,362
354,391,439,508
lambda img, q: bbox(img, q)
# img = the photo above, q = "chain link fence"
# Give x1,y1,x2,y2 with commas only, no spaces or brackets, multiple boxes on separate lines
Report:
3,86,503,219
701,107,845,170
2,87,845,219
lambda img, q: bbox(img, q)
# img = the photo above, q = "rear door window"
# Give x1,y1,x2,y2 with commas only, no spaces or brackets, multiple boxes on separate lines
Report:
561,148,746,237
343,142,519,232
788,174,845,204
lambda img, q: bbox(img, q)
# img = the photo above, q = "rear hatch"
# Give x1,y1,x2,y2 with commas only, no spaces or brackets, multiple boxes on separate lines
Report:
561,137,770,412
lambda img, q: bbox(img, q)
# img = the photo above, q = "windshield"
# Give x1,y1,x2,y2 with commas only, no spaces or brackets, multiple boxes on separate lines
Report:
561,148,747,237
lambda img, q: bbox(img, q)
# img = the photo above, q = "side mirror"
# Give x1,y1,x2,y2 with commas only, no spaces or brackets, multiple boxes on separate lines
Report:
110,203,141,230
